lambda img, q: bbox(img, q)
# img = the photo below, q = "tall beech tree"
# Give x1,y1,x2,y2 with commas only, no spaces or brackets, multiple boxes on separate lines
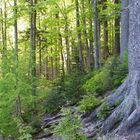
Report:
114,0,120,54
75,0,83,71
102,0,140,135
30,0,37,96
93,0,100,69
120,0,129,62
103,0,109,59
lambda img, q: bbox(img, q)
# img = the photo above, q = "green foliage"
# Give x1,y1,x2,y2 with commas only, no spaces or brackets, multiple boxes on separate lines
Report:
0,53,48,137
0,0,127,138
83,56,128,95
78,94,100,113
14,118,32,140
53,108,87,140
97,99,122,120
97,102,114,120
46,72,85,113
45,88,66,113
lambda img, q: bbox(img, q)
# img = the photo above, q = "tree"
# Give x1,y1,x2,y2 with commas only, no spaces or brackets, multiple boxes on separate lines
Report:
14,0,18,86
114,0,120,54
88,0,94,69
81,0,91,71
120,0,129,62
102,0,140,135
63,1,71,73
103,0,109,59
93,0,100,69
14,0,22,117
30,0,37,96
75,0,84,71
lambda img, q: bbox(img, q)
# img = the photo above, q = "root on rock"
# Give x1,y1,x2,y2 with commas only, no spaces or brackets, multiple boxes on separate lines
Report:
101,71,140,136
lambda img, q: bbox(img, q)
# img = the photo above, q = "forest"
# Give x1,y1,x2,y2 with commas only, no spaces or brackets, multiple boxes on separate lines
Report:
0,0,140,140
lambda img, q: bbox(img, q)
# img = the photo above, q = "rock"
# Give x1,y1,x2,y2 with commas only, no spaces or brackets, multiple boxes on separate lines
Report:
96,133,140,140
0,135,4,140
5,136,15,140
42,113,62,129
38,136,63,140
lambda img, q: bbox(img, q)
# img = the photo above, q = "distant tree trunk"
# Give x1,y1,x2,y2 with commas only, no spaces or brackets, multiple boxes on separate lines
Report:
1,1,7,56
120,0,129,63
71,38,79,70
38,15,42,75
59,34,65,77
56,12,65,77
103,0,109,59
50,47,54,80
93,0,100,69
0,8,4,54
88,0,94,69
38,39,42,75
14,0,22,117
44,46,49,79
81,0,90,71
14,0,18,83
4,1,7,52
75,0,84,71
63,1,70,73
30,0,37,96
114,0,120,54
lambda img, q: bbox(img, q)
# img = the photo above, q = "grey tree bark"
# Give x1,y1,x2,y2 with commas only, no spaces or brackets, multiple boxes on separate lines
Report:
93,0,100,69
114,0,120,54
88,0,94,69
64,1,70,73
101,0,140,136
30,0,37,96
120,0,129,63
103,0,109,59
75,0,84,71
14,0,22,117
81,0,91,71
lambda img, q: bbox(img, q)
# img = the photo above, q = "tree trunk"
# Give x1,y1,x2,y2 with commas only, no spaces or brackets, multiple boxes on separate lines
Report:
75,0,84,72
14,0,22,117
64,1,70,73
103,0,109,59
14,0,18,86
81,0,91,71
88,0,94,69
93,0,100,69
101,0,140,136
30,0,37,96
114,0,120,54
120,0,129,63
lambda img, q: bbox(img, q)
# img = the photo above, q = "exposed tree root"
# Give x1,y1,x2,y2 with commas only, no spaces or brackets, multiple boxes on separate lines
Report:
117,107,140,135
83,80,128,125
101,71,140,136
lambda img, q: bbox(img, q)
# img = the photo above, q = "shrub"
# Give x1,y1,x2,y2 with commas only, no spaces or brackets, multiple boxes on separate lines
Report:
83,56,128,95
78,95,100,113
45,71,85,113
14,118,32,140
45,88,65,113
53,108,87,140
97,102,114,120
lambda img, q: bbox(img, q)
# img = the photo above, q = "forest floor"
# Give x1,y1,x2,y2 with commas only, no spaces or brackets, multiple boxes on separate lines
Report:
34,89,140,140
